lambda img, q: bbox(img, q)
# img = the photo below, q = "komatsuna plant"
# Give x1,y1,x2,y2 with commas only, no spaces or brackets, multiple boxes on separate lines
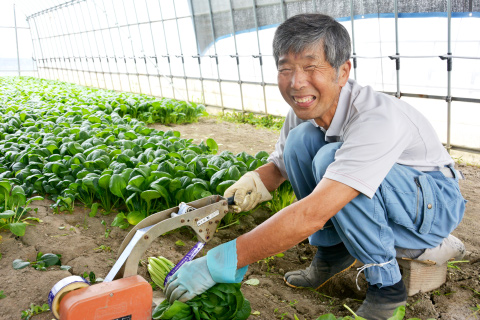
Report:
0,180,43,236
0,77,270,231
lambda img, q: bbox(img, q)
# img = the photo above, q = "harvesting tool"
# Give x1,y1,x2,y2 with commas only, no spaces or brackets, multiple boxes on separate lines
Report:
49,195,232,320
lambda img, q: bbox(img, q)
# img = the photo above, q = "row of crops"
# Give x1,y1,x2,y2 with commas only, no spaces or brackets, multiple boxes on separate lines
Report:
0,77,271,235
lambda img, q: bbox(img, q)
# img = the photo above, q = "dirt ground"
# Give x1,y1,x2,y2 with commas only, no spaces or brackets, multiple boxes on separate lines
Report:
0,117,479,320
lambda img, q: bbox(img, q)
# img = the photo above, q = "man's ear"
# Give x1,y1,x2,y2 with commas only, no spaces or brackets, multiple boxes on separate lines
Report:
338,60,351,87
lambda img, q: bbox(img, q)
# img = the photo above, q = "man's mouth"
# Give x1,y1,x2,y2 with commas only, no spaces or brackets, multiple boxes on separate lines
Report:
293,95,316,103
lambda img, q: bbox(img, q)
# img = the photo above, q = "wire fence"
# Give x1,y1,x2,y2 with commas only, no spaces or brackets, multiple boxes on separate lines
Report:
3,0,480,154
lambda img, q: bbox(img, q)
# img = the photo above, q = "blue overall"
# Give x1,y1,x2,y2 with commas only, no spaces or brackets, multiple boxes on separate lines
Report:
283,122,466,287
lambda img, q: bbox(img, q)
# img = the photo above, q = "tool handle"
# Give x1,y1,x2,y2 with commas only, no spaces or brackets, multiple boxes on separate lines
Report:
227,196,234,206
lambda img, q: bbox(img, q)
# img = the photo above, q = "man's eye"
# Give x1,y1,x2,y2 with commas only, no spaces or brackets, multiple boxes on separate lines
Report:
305,65,316,71
278,69,291,73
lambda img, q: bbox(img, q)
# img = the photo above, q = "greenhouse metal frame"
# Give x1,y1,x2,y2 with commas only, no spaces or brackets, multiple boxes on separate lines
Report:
3,0,480,154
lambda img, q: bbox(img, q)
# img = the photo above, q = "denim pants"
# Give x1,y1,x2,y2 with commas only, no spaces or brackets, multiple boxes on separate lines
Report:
283,122,466,287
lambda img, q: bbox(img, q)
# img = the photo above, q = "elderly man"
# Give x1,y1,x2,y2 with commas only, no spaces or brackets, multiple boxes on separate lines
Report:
165,13,466,319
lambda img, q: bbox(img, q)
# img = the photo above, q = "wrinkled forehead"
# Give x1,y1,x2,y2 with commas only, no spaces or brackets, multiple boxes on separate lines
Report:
277,42,326,65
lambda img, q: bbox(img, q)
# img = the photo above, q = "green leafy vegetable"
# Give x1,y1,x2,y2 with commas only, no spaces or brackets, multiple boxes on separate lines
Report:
149,256,251,320
0,179,44,236
244,279,260,286
21,303,50,320
148,256,176,290
152,283,251,320
0,77,271,230
265,181,296,215
175,240,185,247
13,252,62,271
218,111,284,131
313,305,435,320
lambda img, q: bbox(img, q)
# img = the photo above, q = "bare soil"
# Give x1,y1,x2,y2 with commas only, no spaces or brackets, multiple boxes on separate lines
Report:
0,117,479,320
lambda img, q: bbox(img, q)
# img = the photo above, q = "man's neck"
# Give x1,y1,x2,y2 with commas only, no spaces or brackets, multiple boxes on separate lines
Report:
314,92,340,130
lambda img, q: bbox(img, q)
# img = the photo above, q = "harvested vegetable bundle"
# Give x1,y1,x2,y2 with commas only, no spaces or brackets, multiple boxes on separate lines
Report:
148,256,175,290
149,256,251,320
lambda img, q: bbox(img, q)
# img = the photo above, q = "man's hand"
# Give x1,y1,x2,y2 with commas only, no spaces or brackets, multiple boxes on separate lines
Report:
164,256,216,303
224,171,272,213
165,240,248,304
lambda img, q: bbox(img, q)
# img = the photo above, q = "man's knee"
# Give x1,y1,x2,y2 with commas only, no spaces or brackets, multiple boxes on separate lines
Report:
284,122,325,162
312,142,342,180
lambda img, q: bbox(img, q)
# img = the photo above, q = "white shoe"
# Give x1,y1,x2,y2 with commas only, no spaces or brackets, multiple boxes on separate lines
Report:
416,234,465,265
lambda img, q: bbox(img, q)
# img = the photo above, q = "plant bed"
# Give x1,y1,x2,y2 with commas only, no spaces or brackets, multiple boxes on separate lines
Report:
0,113,479,320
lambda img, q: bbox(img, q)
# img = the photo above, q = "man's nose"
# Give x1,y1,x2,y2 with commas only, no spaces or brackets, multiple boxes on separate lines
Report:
290,69,308,90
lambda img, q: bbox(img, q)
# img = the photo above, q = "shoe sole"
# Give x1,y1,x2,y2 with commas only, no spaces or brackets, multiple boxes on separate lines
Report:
283,259,357,290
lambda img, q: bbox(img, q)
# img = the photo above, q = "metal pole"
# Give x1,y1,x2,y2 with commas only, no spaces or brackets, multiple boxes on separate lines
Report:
446,0,452,153
47,6,68,82
206,0,225,109
48,8,68,82
71,1,96,87
36,15,58,80
252,0,268,115
25,0,87,21
78,1,101,88
33,17,52,80
59,4,83,85
172,0,190,102
120,0,142,94
52,6,73,83
377,7,385,91
14,4,21,76
131,0,153,96
26,19,39,78
51,11,69,81
188,0,205,103
30,18,45,78
312,0,316,12
144,0,164,98
109,0,132,92
228,0,245,112
92,0,121,91
350,0,357,80
64,5,88,85
158,0,176,99
280,0,286,20
394,0,400,98
84,0,111,90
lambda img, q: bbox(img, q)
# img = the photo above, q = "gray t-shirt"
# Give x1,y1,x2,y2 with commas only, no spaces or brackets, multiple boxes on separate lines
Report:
268,79,453,198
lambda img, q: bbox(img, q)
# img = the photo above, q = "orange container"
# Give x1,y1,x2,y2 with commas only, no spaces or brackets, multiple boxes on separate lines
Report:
58,275,152,320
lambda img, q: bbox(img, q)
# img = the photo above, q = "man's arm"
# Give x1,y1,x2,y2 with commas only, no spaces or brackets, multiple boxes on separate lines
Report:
165,177,360,303
255,162,286,192
236,178,360,268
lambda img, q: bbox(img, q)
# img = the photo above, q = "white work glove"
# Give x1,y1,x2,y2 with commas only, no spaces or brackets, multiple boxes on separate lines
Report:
224,171,272,213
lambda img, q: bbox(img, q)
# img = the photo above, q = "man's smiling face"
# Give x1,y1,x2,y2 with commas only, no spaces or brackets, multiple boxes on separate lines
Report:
277,46,350,128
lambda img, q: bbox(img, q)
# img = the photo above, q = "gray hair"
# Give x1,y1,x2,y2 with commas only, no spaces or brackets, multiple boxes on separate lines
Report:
273,14,351,71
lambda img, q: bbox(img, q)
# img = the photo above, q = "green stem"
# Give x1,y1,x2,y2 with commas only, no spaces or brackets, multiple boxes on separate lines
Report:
112,197,120,209
343,304,358,317
216,219,239,230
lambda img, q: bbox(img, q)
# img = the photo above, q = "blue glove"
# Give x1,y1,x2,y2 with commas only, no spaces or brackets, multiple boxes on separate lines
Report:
165,239,248,303
164,255,215,303
206,239,248,283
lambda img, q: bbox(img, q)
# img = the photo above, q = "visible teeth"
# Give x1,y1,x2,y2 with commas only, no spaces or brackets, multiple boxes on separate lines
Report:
294,96,314,103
